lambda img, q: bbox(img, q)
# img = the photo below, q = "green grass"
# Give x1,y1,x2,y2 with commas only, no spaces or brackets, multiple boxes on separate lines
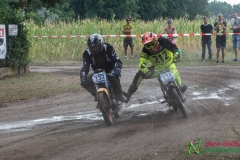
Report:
0,72,81,104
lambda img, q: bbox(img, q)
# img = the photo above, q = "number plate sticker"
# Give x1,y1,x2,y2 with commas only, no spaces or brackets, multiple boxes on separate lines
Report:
160,71,175,85
92,73,106,84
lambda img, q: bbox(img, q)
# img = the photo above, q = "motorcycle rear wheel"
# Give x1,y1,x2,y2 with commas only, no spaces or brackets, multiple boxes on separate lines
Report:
171,88,187,118
98,92,113,126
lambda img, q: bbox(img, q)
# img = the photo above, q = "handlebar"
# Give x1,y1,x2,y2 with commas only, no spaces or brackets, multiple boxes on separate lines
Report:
155,63,173,74
93,69,114,76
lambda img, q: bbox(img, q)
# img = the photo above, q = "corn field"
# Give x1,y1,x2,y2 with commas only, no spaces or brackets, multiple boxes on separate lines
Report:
27,16,235,62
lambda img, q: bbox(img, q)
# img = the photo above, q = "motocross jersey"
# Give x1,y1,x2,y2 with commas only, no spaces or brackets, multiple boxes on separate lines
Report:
80,43,122,77
139,37,179,74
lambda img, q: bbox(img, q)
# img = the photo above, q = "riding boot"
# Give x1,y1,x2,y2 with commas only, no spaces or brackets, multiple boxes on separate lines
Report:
126,84,138,102
180,85,187,93
117,92,128,103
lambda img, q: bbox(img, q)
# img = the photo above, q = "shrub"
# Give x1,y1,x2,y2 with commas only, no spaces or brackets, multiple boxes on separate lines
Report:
0,1,30,73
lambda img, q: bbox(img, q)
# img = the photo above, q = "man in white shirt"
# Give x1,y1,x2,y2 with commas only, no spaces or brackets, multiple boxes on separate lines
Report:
230,12,240,61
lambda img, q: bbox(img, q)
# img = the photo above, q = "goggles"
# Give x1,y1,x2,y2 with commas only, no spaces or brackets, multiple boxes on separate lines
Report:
89,44,102,54
144,41,157,50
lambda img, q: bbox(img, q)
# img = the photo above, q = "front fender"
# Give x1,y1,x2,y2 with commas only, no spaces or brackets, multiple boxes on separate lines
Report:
96,88,110,100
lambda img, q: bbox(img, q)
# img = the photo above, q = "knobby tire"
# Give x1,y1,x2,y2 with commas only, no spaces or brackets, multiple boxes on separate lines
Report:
98,92,113,126
171,88,187,118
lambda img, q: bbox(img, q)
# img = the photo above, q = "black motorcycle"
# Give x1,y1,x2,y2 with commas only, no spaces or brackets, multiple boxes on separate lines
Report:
157,67,187,118
92,69,121,126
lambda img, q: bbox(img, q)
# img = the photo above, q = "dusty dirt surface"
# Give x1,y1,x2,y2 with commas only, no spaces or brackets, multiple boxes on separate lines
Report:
1,64,240,160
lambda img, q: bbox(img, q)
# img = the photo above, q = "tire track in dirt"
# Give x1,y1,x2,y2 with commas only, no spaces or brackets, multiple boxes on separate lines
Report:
1,65,240,160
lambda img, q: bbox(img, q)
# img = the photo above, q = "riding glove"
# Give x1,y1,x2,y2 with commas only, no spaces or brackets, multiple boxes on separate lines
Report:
113,67,121,77
173,52,179,63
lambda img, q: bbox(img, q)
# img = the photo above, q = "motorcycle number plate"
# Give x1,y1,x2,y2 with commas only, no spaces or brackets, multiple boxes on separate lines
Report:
92,73,106,84
160,71,175,85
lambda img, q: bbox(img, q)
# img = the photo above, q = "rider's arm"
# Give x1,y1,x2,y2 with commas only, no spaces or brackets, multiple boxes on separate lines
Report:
139,50,150,74
106,44,122,69
158,37,178,53
80,51,90,78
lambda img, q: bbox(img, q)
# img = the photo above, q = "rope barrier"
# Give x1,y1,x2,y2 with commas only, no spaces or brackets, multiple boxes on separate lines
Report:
29,33,240,38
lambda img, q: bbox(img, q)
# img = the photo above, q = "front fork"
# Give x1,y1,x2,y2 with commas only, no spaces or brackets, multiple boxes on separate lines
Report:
96,87,118,109
158,78,169,104
158,80,186,105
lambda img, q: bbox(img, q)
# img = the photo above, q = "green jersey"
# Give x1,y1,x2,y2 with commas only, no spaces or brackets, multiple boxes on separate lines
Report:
122,24,134,34
139,37,178,74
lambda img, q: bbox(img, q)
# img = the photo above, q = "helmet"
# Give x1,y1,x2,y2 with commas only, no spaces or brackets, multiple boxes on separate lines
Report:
142,32,159,53
142,32,157,49
87,34,103,55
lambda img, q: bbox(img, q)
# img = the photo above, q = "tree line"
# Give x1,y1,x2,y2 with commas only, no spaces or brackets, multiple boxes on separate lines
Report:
208,1,240,20
1,0,240,24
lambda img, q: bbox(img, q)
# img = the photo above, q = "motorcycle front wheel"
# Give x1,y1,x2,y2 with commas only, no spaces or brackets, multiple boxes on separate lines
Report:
98,92,113,126
171,88,187,118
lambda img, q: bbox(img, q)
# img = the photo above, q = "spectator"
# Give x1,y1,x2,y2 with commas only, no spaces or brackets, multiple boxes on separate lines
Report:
200,16,213,62
162,19,177,40
122,17,134,60
214,14,227,63
162,19,182,60
230,11,240,61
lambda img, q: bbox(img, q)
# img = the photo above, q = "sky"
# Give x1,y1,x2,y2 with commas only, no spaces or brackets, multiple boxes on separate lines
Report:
209,0,240,6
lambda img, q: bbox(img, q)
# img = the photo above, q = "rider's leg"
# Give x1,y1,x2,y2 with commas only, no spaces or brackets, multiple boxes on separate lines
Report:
81,82,96,97
108,76,128,103
170,63,187,93
126,69,158,102
126,71,142,101
170,63,181,86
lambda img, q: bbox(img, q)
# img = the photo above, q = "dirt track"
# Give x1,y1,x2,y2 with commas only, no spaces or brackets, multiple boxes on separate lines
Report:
1,64,240,160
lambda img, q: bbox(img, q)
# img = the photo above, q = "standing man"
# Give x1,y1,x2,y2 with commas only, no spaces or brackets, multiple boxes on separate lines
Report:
214,14,227,63
200,16,213,62
162,19,181,60
230,11,240,61
122,17,134,60
162,19,177,40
